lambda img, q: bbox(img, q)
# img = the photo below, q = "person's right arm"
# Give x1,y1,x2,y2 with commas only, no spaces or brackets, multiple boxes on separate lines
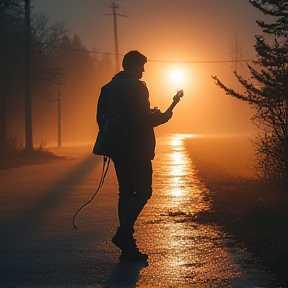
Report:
124,80,172,127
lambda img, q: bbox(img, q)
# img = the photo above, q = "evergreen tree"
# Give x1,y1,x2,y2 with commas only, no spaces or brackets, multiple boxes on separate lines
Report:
213,0,288,180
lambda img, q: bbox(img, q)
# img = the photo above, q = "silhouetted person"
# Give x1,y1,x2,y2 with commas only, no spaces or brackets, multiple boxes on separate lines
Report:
96,50,173,261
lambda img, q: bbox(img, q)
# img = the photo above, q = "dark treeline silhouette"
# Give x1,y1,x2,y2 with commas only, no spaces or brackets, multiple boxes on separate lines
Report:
213,0,288,181
0,1,114,152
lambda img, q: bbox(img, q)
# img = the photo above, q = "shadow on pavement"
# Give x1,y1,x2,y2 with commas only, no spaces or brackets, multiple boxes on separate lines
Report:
106,261,148,288
1,154,99,249
105,260,148,288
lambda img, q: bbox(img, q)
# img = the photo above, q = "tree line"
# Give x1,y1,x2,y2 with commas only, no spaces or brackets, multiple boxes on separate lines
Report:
0,0,114,152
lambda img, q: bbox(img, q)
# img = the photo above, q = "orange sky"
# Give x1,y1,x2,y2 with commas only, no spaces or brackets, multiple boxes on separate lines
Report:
33,0,268,144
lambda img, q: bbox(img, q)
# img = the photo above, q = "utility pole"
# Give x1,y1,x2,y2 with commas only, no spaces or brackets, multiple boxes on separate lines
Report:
24,0,33,151
109,2,128,73
110,2,120,73
57,82,64,147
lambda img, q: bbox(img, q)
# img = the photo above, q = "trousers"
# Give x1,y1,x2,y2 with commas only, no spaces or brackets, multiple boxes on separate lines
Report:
113,157,153,232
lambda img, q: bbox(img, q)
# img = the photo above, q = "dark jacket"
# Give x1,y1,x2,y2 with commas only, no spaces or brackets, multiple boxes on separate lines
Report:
97,71,170,160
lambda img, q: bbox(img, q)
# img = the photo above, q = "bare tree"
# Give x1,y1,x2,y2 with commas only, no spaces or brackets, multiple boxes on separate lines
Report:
0,1,67,151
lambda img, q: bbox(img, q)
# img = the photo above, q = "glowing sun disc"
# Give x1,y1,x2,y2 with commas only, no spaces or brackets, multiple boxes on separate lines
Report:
168,69,185,85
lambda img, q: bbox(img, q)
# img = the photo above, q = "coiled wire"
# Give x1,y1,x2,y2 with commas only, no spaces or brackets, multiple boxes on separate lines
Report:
72,156,111,229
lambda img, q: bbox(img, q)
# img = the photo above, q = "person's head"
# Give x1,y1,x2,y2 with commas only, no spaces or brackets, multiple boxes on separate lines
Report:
122,50,147,79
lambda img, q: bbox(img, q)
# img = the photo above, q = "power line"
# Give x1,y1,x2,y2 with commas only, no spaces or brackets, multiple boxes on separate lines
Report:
50,45,116,56
54,45,254,63
77,0,106,14
50,45,254,64
75,0,126,72
147,59,254,64
95,0,109,8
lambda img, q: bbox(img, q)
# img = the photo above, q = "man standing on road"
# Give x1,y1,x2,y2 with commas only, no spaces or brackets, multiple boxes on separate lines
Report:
96,50,173,261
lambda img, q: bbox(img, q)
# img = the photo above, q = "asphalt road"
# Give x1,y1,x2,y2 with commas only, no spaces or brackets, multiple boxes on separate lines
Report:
0,137,279,287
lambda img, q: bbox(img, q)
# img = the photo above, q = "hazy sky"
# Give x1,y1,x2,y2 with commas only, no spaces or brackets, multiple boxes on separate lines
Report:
33,0,264,56
32,0,268,137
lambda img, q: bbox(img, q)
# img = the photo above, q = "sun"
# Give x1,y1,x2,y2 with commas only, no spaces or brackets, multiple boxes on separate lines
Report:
168,69,185,86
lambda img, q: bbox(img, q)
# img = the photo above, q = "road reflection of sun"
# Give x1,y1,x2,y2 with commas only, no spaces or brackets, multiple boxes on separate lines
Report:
172,151,183,164
167,135,193,199
136,134,262,286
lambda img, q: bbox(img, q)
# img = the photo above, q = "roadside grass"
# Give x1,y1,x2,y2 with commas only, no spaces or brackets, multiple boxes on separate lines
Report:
0,148,65,170
185,135,288,287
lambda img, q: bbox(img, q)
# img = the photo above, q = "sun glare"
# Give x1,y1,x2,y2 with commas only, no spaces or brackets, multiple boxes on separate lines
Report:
168,69,185,87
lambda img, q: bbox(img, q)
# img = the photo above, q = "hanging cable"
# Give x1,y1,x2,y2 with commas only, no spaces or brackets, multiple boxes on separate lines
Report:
72,156,111,229
49,45,255,64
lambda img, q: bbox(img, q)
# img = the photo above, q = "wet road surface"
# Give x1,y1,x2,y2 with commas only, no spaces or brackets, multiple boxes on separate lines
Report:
135,135,277,287
0,136,278,287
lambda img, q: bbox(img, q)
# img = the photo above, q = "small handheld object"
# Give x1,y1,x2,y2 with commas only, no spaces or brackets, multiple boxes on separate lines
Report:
165,90,184,114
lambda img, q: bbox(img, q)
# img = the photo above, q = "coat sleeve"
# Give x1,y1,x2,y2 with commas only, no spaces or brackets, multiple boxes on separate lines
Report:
123,80,171,128
96,86,108,130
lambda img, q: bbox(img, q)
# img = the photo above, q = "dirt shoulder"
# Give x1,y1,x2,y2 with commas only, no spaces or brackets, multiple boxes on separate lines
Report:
185,135,288,287
0,149,65,170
